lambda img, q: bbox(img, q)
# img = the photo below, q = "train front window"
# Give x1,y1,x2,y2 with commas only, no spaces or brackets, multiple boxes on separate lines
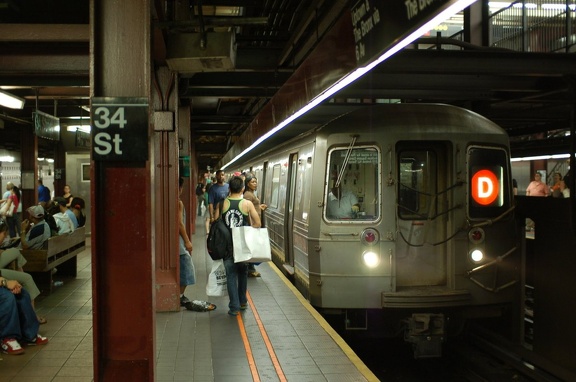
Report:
398,150,438,219
324,146,380,222
468,146,510,219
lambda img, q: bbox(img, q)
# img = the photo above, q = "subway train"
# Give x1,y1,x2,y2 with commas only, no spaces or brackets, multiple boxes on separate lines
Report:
228,103,521,358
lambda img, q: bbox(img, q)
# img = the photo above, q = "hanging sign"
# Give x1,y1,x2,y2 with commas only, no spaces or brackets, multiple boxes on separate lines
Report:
351,0,461,66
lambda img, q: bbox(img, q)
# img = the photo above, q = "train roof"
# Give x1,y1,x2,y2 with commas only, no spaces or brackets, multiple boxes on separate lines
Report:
316,103,507,138
224,103,508,167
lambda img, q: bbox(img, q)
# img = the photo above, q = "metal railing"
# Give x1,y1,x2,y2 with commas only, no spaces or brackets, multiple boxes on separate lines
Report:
489,0,576,52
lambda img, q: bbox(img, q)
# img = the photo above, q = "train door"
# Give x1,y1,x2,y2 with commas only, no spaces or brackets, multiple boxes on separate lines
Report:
284,153,298,269
396,142,450,287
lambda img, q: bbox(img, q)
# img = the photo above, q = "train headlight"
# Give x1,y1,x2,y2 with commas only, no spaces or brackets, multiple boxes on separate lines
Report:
362,251,380,268
469,249,484,263
361,228,379,246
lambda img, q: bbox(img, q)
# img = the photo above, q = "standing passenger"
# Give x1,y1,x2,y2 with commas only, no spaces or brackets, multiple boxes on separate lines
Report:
178,178,215,312
37,180,51,208
220,176,261,316
526,172,548,197
208,170,229,225
243,173,267,277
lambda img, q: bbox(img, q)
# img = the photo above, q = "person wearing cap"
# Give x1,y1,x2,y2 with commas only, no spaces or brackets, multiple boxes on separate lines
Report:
20,205,51,250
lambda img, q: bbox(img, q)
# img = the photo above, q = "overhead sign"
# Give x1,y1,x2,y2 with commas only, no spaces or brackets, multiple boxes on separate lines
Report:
351,0,460,66
91,97,149,161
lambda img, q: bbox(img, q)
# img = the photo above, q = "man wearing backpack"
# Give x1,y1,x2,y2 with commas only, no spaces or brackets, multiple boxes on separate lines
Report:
218,176,261,316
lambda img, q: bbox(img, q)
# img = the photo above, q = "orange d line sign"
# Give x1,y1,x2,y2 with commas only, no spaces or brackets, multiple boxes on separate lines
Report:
471,169,499,206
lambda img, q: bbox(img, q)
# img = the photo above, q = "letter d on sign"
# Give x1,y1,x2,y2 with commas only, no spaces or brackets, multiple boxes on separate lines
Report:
471,169,499,206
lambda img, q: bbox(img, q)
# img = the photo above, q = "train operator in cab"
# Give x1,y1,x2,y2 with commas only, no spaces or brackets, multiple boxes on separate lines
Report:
327,184,360,219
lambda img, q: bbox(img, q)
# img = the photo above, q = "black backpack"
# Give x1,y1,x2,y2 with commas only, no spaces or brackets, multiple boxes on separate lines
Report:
195,184,204,196
206,202,232,260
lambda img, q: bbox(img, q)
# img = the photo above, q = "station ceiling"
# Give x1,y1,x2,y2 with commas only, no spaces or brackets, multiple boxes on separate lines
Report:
0,0,575,169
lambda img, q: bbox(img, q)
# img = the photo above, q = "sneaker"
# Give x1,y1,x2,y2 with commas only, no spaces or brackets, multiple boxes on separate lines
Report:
180,295,191,307
240,303,248,310
228,310,239,316
26,335,48,346
1,338,25,355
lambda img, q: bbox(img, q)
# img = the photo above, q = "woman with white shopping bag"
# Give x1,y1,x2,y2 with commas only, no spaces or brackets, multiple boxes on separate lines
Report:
217,176,261,316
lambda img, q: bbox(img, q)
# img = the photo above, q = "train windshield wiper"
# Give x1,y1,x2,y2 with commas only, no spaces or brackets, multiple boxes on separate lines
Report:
334,134,358,188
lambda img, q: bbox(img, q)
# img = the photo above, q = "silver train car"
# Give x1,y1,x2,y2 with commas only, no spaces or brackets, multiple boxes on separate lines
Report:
231,104,521,357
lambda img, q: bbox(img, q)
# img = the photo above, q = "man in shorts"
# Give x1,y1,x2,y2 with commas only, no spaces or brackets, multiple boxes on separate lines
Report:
178,177,216,312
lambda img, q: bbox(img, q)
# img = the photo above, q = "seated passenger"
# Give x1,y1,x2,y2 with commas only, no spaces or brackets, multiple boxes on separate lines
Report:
70,197,86,227
0,220,44,325
327,184,360,219
0,276,48,355
20,206,51,250
52,197,76,233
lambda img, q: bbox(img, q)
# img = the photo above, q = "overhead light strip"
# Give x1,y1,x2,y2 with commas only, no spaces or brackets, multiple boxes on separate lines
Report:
0,89,25,110
222,0,477,170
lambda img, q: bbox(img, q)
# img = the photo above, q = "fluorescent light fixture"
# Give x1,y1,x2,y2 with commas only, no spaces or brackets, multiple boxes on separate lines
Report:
0,89,25,109
0,156,15,162
37,157,45,161
67,125,91,133
511,154,571,162
46,158,54,163
222,0,476,169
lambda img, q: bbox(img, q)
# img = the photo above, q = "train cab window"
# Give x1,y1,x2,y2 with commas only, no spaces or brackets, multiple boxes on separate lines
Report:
324,146,380,222
468,146,511,219
398,150,438,219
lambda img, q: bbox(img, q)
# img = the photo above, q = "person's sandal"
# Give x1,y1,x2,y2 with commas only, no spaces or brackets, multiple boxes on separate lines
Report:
248,271,261,277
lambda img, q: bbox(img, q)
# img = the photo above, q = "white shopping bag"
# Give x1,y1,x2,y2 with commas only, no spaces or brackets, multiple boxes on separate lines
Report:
206,260,228,297
232,226,272,263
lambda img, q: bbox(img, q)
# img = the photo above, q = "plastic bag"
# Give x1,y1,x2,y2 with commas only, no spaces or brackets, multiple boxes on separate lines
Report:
206,259,228,297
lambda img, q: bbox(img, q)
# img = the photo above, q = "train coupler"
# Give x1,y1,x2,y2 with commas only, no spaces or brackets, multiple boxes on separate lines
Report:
404,313,445,358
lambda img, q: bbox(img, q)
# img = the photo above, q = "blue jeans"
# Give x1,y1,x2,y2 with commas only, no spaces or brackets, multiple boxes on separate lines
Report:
223,258,248,312
0,288,39,343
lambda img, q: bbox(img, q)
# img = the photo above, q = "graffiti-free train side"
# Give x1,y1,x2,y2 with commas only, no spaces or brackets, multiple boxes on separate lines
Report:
228,103,521,358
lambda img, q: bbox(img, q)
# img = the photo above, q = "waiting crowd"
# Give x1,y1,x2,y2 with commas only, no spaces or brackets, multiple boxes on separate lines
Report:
0,180,86,355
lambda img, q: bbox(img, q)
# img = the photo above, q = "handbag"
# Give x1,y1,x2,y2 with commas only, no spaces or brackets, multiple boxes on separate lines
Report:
206,260,228,297
232,226,272,263
0,202,13,217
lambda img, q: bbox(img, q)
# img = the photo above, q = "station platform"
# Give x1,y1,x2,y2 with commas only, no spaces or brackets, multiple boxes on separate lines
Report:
1,216,377,382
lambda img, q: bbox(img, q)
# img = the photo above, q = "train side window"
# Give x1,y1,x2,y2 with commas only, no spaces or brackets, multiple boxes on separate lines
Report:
270,164,281,208
324,146,380,222
398,150,438,220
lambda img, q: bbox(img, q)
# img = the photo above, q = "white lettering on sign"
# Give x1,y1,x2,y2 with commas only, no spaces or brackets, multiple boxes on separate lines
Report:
352,0,382,62
405,0,439,20
477,177,493,198
94,133,123,155
93,106,129,156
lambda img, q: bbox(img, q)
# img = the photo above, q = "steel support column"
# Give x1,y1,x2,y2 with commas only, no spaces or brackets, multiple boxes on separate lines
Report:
91,1,154,380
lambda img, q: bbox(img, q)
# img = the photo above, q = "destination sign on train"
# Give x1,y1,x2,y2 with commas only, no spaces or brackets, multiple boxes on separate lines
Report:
91,97,149,162
351,0,461,66
471,168,502,207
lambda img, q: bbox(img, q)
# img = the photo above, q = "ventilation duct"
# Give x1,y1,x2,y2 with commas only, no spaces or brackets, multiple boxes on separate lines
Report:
166,32,236,73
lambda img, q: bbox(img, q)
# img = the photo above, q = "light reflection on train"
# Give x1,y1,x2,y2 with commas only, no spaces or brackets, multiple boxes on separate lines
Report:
227,104,521,358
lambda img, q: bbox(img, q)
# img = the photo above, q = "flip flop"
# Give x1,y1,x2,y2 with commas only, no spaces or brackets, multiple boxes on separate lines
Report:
37,316,47,325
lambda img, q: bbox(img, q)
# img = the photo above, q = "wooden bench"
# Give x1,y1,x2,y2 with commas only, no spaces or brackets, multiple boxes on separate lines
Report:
21,226,86,291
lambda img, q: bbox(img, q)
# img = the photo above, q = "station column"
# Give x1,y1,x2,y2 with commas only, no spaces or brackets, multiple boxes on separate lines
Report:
91,1,155,381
